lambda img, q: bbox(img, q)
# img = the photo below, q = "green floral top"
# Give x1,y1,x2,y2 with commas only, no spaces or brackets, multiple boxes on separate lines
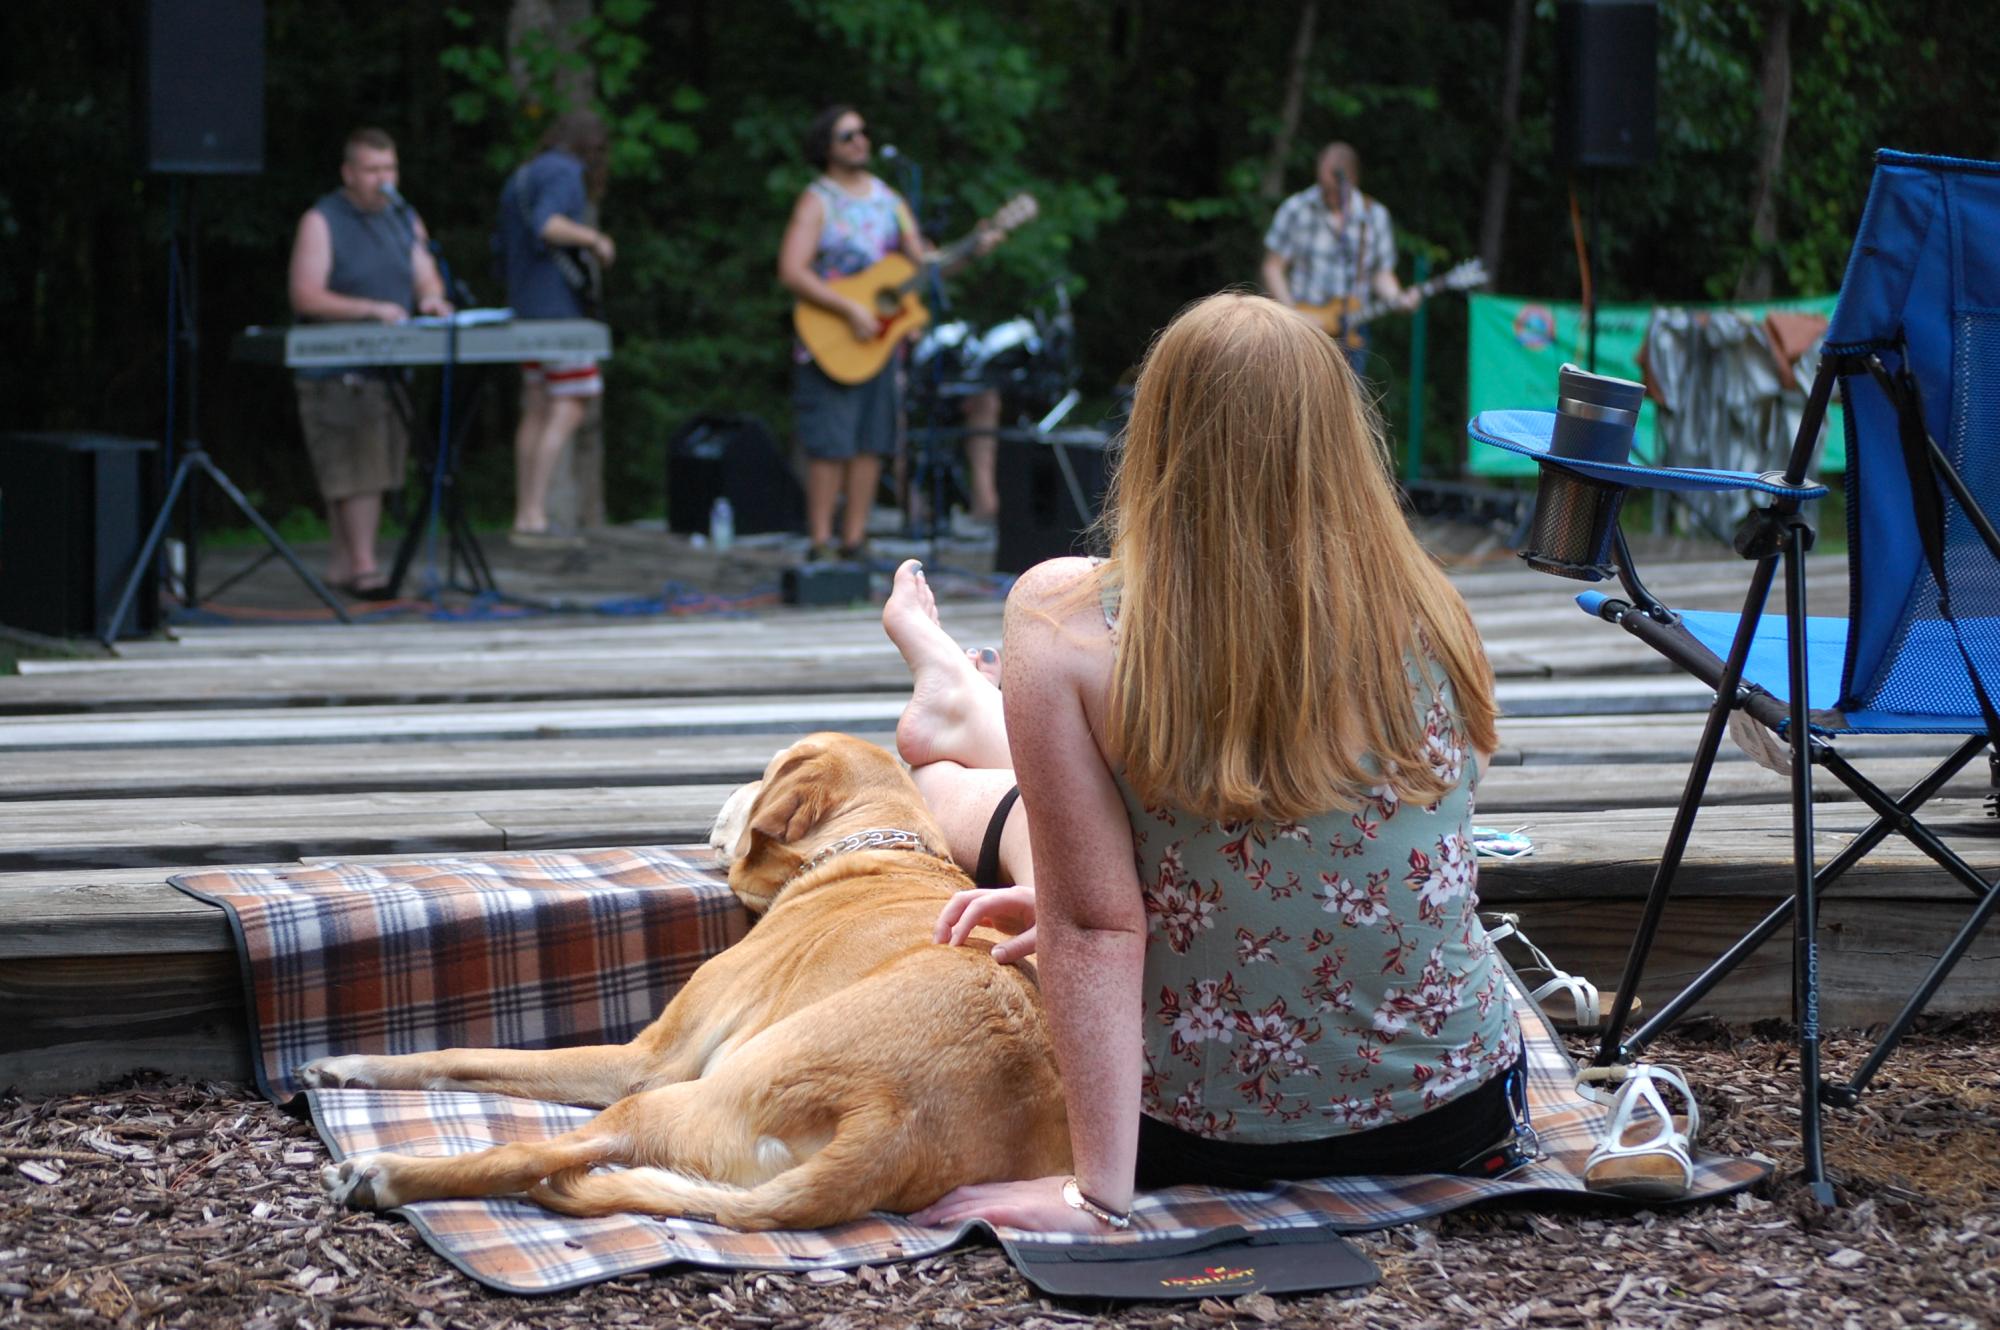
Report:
1105,592,1520,1142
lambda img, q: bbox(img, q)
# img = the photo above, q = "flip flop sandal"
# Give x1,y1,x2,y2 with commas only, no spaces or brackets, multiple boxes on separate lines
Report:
1472,825,1535,860
1483,912,1639,1033
1577,1063,1700,1201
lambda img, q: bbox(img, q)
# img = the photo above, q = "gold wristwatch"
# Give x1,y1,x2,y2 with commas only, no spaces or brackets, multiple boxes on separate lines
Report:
1060,1176,1132,1230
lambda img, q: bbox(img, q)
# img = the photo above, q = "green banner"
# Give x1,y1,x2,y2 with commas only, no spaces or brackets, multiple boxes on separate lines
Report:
1466,293,1843,476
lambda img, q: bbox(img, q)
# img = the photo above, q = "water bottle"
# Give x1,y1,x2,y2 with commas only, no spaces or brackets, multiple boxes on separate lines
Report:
708,495,735,551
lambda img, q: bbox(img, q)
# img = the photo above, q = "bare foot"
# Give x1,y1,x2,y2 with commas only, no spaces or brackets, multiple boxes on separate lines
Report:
883,560,1009,770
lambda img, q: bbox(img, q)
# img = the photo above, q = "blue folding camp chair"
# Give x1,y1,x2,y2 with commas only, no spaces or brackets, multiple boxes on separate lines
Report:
1469,150,2000,1205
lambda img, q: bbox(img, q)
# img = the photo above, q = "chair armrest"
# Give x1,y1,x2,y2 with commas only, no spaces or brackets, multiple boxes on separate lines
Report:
1469,410,1829,499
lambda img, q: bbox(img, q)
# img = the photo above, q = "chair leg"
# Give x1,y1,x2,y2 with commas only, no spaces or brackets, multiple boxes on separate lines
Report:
1593,552,1787,1068
1591,693,1729,1066
1844,865,2000,1100
1620,736,1987,1053
1781,529,1837,1208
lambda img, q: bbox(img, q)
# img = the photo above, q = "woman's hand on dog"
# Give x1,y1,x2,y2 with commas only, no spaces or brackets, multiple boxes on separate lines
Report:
911,1175,1114,1234
934,886,1038,963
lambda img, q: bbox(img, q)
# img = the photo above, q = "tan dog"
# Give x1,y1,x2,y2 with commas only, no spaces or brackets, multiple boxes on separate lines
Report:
303,733,1069,1230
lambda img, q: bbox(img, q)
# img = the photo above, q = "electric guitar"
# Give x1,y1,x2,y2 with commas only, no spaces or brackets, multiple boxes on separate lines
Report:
549,245,603,318
1295,257,1488,350
795,193,1039,385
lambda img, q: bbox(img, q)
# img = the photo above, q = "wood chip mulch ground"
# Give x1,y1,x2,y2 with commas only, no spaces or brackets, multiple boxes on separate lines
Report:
3,1017,1996,1329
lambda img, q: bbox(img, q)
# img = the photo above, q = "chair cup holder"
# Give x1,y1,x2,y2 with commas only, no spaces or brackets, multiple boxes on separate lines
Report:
1521,465,1626,581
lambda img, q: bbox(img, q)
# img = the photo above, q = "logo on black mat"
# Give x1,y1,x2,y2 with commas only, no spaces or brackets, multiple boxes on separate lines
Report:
1159,1264,1256,1290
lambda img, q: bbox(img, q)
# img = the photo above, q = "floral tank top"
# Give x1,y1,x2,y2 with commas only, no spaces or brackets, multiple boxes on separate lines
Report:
809,176,903,279
1104,590,1521,1144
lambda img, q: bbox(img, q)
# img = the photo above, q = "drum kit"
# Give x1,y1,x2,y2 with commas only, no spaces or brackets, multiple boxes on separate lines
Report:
909,297,1074,409
902,287,1082,542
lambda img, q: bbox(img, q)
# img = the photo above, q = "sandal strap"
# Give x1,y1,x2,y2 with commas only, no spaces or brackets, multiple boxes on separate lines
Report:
1584,1064,1699,1191
1528,972,1600,1028
1482,912,1565,980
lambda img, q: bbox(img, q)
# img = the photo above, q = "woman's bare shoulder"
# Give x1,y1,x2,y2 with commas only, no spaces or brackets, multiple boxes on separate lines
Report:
1003,558,1114,696
1006,557,1102,617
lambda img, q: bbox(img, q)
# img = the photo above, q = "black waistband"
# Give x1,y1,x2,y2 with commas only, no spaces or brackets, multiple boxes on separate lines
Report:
974,785,1022,887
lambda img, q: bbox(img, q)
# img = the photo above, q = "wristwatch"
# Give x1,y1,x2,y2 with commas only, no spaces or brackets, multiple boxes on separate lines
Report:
1060,1176,1132,1231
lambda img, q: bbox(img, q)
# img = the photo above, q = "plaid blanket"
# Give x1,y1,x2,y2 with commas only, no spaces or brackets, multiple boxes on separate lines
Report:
170,846,746,1101
179,842,1766,1295
306,983,1768,1294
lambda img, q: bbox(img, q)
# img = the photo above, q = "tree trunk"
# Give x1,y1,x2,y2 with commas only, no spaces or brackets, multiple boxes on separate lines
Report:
1734,0,1792,303
506,0,605,529
507,0,594,113
1258,1,1319,202
1476,0,1532,285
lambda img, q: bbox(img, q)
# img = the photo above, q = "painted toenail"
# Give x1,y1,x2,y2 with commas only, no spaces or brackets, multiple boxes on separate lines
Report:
980,648,997,662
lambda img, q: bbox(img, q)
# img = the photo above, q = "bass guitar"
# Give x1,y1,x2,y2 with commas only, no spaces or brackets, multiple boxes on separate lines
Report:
795,193,1038,385
1295,256,1488,351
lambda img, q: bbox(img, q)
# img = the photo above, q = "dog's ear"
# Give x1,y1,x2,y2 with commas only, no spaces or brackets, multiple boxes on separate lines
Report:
710,780,762,864
748,749,835,846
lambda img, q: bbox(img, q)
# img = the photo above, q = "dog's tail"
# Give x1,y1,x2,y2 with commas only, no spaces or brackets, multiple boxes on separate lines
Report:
528,1099,912,1231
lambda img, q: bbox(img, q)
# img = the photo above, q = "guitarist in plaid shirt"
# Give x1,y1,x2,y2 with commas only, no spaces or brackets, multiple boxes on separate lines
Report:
1259,142,1419,375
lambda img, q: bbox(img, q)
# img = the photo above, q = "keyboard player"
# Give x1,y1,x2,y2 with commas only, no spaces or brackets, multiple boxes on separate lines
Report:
285,126,452,599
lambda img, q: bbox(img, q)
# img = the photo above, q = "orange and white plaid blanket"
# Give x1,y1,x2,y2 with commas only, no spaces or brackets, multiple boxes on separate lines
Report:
176,846,1767,1295
171,846,745,1101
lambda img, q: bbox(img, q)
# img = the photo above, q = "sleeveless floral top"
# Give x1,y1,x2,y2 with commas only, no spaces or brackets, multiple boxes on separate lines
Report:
1104,592,1521,1144
808,176,903,279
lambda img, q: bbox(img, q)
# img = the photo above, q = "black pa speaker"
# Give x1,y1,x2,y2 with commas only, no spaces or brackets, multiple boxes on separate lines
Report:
666,414,805,536
0,434,160,640
1555,0,1657,169
144,0,266,175
994,434,1111,575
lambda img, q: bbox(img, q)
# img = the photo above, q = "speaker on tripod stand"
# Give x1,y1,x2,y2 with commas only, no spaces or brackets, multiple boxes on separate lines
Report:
104,0,350,644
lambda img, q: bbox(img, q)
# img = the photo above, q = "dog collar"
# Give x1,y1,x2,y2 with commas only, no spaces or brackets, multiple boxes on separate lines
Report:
785,827,946,885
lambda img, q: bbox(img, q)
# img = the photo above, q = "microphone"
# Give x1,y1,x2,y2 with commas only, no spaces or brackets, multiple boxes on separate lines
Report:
381,182,413,213
877,143,901,162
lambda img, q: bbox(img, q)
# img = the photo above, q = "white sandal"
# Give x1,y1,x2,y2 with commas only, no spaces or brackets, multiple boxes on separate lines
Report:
1576,1063,1700,1201
1483,913,1637,1033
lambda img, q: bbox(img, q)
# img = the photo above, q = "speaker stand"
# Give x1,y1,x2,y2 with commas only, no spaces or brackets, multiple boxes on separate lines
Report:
103,176,349,646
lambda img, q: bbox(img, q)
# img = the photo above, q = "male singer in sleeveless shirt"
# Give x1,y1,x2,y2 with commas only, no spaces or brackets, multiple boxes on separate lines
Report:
286,127,450,597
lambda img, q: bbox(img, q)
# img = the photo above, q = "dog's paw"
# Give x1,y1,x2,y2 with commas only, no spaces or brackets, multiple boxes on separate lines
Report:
709,779,763,859
295,1055,380,1090
323,1155,402,1209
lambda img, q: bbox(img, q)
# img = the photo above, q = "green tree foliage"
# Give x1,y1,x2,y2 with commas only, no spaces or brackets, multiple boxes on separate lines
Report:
6,0,1998,524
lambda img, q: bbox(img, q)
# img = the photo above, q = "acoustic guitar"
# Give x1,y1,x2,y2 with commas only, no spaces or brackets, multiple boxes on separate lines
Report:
795,193,1039,385
1295,256,1489,350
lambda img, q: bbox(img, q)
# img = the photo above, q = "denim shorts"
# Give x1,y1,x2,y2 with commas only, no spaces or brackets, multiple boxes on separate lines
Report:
792,358,899,461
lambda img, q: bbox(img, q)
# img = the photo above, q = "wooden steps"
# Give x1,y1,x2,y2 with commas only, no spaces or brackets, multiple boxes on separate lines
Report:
3,549,1993,1096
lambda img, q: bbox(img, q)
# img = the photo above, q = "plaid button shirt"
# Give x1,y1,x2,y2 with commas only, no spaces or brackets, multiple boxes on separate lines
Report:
1263,186,1397,309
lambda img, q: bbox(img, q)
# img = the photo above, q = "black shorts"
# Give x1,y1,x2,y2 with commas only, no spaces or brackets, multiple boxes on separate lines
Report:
1133,1055,1523,1190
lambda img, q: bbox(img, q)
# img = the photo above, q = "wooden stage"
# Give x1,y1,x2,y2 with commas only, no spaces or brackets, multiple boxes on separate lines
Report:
4,546,1998,1094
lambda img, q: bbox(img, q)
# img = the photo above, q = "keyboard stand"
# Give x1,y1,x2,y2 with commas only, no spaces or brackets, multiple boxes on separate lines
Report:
384,370,499,599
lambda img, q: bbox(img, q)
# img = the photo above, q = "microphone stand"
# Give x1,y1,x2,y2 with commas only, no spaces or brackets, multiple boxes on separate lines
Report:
383,194,496,600
888,149,954,566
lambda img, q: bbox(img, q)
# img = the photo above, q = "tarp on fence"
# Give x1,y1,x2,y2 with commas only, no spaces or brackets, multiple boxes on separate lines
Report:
1466,293,1843,478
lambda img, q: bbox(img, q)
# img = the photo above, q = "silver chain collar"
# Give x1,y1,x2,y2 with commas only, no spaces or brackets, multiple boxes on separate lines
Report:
784,827,946,885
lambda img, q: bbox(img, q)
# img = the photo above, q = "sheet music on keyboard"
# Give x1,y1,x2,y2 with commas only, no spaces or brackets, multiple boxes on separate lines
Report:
407,307,515,329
